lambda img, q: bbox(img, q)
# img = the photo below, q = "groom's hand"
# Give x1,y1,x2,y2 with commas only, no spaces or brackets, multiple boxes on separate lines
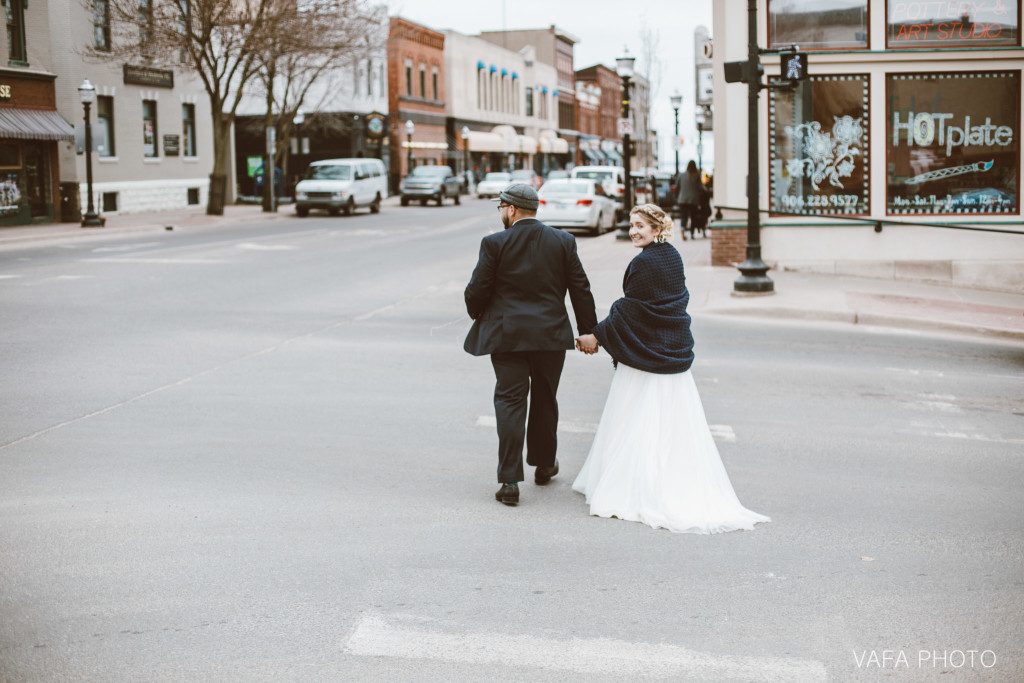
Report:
575,334,599,355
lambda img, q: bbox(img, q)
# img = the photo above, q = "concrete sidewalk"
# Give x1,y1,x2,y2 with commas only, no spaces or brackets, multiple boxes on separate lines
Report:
2,202,1023,342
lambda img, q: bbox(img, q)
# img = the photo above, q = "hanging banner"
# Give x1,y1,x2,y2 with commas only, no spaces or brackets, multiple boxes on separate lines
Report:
886,71,1019,215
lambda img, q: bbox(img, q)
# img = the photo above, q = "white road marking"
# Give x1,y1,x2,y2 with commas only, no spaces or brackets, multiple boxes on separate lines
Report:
236,242,298,250
0,274,22,279
92,242,162,253
84,257,230,264
930,431,1024,445
343,614,827,681
476,415,737,441
476,415,598,434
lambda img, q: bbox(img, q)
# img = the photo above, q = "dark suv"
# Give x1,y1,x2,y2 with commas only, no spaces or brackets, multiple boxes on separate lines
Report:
399,166,463,206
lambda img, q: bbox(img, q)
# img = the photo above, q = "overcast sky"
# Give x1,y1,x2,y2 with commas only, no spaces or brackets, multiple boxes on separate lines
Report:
384,0,714,170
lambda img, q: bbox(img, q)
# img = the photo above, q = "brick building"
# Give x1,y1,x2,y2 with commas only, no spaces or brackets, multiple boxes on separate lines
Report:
388,18,447,190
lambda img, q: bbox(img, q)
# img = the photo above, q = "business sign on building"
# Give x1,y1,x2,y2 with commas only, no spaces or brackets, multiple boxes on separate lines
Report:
887,1,1020,48
123,65,174,88
770,74,870,216
886,71,1020,215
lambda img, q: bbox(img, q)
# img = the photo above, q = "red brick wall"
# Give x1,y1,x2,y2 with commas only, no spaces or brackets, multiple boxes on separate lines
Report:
711,226,748,267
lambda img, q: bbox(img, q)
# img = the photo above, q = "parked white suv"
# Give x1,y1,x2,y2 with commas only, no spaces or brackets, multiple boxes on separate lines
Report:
571,166,627,219
294,158,387,217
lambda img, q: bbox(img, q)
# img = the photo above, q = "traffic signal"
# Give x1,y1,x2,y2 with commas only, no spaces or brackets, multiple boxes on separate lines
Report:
780,51,808,82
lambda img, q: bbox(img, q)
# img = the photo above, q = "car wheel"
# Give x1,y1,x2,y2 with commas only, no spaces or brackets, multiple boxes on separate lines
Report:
401,197,409,206
296,207,309,217
328,207,341,216
370,194,381,213
420,198,428,206
342,197,355,216
436,190,445,206
590,212,602,237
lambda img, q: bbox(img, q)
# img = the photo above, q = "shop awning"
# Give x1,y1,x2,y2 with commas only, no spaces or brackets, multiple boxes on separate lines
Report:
0,108,74,141
603,149,622,163
551,138,569,154
467,131,506,152
583,148,603,162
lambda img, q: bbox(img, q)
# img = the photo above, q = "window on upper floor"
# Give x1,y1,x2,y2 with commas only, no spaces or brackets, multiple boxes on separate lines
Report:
93,0,111,51
768,0,868,49
138,0,154,52
405,59,412,96
6,0,26,63
526,87,534,117
97,96,115,157
886,0,1020,48
432,67,439,101
419,63,426,99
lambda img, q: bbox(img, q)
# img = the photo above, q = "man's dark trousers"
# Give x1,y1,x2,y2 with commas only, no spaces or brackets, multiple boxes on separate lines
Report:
491,349,565,484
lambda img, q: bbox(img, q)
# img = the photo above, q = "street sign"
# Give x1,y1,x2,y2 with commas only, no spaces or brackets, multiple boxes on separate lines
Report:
617,118,633,136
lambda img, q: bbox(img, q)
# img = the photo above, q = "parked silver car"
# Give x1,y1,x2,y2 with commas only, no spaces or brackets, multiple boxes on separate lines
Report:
476,172,512,199
400,166,463,206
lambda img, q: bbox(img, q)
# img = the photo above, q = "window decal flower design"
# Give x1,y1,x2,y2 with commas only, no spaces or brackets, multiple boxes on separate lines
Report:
785,115,864,190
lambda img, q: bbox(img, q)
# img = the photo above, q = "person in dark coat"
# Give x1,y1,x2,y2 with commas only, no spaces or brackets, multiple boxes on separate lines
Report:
464,183,598,506
675,160,708,240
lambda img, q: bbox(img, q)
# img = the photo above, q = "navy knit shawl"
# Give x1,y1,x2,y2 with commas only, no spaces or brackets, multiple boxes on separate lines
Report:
592,241,694,374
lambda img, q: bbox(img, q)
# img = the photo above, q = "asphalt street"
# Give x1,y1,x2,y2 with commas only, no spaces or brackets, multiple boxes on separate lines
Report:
1,199,1022,681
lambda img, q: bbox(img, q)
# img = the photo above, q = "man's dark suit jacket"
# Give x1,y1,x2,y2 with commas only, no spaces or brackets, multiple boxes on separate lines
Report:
464,218,598,356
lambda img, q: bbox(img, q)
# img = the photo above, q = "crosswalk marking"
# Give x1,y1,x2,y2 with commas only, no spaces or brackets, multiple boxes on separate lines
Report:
344,614,827,681
476,415,737,441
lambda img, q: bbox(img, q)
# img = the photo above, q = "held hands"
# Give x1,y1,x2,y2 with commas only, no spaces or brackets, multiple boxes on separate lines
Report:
575,334,599,355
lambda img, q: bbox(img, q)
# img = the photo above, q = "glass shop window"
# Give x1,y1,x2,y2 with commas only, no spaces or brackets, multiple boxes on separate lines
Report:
887,0,1020,48
768,0,869,49
770,74,870,216
142,99,158,158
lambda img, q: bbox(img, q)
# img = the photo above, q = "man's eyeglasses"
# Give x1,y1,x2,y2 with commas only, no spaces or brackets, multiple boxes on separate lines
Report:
497,203,512,212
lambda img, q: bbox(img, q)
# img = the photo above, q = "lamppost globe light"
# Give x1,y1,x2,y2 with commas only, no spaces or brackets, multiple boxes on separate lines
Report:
670,91,682,176
669,91,682,110
615,49,635,80
461,125,470,140
293,110,305,126
78,79,95,104
405,120,414,136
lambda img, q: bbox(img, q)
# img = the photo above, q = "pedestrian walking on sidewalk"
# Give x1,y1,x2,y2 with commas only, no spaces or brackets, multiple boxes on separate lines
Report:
572,203,769,533
464,183,598,506
675,160,708,240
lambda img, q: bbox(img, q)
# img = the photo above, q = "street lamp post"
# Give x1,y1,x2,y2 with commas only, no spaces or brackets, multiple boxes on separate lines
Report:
461,125,471,190
735,0,773,293
670,91,682,177
78,80,102,228
695,107,706,173
615,49,635,238
405,120,414,175
292,110,305,199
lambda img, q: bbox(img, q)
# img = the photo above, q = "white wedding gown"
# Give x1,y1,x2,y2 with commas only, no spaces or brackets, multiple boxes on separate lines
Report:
572,363,770,534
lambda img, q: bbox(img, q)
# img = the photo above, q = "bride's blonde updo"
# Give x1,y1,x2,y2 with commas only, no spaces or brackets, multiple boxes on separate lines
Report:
630,203,673,242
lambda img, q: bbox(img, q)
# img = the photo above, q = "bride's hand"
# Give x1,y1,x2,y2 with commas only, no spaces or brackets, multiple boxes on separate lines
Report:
575,334,599,354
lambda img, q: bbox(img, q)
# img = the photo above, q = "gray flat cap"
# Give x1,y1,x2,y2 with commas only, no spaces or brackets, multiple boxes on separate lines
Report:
495,183,539,210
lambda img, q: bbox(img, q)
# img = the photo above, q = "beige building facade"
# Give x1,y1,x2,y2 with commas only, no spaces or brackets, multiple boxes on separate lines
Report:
711,0,1024,292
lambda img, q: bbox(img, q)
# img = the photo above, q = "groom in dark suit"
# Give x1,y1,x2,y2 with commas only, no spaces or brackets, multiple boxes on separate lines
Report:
464,184,598,506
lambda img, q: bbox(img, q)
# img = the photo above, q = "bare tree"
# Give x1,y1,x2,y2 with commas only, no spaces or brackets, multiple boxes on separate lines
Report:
637,19,662,172
85,0,381,215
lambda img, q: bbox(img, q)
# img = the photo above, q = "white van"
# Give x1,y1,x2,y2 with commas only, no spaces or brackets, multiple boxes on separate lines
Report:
570,165,627,219
294,158,388,217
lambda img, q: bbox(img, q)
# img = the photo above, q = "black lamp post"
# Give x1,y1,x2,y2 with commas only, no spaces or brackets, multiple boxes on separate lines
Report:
615,49,635,238
670,90,682,177
735,0,773,293
405,119,414,174
78,80,102,228
461,125,471,189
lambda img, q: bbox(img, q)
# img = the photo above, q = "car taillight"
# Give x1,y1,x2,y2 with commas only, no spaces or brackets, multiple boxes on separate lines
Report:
616,187,624,195
576,199,593,206
538,199,546,205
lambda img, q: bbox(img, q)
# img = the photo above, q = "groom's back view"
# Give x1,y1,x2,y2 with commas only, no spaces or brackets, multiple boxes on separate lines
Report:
464,184,598,506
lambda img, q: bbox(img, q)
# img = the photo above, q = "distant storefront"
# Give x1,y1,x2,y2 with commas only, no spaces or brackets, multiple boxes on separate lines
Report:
0,70,74,225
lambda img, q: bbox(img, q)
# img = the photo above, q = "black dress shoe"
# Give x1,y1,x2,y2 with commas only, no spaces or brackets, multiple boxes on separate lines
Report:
534,459,559,485
495,483,519,505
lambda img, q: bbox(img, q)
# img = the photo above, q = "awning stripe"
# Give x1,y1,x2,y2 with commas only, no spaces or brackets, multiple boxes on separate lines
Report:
0,108,75,141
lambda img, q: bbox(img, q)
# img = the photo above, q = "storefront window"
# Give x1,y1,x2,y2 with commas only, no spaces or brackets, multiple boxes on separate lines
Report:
887,0,1020,48
887,71,1020,215
769,0,869,49
142,99,158,157
770,74,870,216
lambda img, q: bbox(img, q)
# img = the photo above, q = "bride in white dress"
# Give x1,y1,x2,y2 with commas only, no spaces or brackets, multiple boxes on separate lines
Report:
573,204,769,534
